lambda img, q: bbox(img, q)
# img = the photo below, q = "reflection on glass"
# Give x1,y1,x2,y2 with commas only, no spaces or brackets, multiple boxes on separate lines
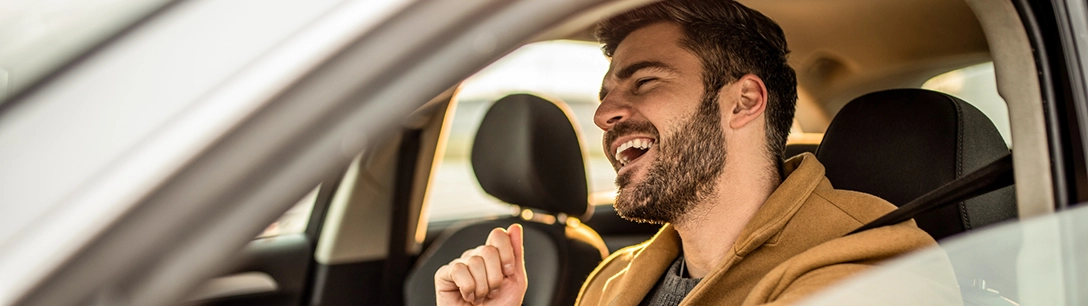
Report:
801,204,1088,306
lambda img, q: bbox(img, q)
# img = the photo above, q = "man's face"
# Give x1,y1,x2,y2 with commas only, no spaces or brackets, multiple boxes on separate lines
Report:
595,22,727,224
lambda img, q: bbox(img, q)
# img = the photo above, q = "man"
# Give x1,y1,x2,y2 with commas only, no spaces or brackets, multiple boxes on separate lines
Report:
435,1,943,305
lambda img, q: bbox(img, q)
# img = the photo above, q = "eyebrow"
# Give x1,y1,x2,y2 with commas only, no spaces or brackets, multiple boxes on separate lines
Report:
599,61,679,101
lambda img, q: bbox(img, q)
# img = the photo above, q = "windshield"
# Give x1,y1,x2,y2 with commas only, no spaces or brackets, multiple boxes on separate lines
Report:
801,204,1088,305
0,0,172,104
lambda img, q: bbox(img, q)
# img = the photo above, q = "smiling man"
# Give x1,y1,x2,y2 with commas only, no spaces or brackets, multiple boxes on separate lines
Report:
435,1,942,305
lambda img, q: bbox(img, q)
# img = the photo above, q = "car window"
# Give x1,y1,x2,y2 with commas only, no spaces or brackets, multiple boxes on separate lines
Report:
923,62,1012,146
426,40,612,222
257,185,320,239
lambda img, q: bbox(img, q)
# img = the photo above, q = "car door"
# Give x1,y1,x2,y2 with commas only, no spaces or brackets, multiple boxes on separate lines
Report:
188,185,333,306
1025,0,1088,207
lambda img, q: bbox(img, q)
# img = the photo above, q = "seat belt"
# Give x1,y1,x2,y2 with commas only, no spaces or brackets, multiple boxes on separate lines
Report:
846,154,1015,236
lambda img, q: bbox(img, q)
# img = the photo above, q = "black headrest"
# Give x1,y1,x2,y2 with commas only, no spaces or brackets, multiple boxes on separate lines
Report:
816,89,1016,241
785,143,818,159
471,94,590,218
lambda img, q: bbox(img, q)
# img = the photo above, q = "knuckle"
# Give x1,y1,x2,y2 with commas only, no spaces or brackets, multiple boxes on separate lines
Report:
452,261,469,271
469,255,485,265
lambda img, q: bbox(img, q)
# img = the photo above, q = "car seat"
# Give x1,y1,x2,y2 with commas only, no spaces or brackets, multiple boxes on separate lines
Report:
816,88,1016,240
785,143,818,159
815,88,1019,301
404,94,608,306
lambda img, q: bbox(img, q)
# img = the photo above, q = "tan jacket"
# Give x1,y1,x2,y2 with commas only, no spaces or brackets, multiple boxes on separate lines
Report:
575,153,947,305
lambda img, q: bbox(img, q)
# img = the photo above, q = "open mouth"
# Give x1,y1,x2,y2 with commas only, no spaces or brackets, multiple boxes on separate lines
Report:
615,138,656,167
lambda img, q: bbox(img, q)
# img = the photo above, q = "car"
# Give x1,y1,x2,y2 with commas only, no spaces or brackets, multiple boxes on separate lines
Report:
0,0,1085,305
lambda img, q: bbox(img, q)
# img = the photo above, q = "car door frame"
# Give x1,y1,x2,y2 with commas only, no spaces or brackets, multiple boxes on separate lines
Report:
6,0,649,305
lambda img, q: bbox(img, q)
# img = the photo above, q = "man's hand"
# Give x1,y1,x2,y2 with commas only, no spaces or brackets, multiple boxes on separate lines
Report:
435,224,527,306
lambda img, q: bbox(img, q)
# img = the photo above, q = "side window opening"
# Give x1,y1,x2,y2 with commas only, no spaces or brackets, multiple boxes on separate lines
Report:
423,51,1013,224
257,185,320,239
923,62,1012,147
426,40,612,223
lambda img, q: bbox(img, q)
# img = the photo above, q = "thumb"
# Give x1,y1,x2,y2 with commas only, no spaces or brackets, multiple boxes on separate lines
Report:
508,224,525,271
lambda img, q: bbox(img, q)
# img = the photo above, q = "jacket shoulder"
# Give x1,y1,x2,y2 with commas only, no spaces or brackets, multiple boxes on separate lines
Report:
574,242,644,306
811,183,899,225
744,221,944,305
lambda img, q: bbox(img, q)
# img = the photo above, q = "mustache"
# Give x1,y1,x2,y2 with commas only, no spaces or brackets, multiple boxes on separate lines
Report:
603,121,661,152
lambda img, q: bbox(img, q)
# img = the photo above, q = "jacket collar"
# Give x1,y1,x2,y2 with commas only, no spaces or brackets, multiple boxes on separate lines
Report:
604,153,826,305
732,152,825,256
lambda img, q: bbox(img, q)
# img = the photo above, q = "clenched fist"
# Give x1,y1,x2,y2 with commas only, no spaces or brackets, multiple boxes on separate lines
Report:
435,224,527,306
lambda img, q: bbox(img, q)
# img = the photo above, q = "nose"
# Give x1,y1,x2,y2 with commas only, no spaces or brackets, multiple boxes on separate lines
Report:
594,95,631,131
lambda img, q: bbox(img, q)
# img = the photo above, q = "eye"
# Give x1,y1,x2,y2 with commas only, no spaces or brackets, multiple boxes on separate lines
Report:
634,77,657,89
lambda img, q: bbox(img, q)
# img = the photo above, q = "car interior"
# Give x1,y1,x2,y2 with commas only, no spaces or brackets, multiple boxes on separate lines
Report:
185,0,1054,305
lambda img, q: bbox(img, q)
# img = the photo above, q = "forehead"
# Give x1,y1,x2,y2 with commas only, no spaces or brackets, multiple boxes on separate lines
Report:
607,22,700,77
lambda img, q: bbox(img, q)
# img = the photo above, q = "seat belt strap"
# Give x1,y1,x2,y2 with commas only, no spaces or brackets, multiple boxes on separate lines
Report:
846,154,1015,236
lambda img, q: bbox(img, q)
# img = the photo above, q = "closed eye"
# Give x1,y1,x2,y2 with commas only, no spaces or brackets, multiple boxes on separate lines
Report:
635,77,657,89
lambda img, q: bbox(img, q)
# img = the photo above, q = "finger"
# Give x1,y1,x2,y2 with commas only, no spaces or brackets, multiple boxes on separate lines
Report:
476,245,504,294
449,261,477,302
434,264,456,291
508,224,525,271
467,256,490,303
486,227,515,276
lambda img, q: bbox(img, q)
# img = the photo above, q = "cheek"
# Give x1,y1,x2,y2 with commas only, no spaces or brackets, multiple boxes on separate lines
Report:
634,85,706,132
652,105,701,134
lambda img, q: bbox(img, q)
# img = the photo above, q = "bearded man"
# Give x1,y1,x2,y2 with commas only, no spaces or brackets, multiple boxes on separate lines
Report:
434,1,944,305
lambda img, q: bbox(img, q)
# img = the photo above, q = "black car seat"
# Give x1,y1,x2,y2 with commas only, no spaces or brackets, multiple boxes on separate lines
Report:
405,94,609,306
815,88,1019,301
784,143,818,159
816,88,1016,241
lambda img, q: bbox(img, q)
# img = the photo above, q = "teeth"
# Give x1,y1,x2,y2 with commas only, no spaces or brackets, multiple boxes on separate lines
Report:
614,138,655,167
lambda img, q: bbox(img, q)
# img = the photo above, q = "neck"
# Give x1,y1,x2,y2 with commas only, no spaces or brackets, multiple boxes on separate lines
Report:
673,155,779,279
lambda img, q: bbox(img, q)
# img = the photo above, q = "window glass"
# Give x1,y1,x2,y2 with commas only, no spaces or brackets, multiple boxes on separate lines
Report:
922,62,1012,146
257,185,319,238
427,40,612,222
803,203,1088,305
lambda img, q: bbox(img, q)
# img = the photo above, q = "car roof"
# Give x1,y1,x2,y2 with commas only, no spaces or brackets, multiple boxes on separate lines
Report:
558,0,989,133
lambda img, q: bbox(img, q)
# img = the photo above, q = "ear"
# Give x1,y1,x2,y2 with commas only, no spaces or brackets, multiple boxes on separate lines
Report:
725,74,768,130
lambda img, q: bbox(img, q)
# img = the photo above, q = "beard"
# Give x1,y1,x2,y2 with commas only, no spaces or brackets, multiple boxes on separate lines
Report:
607,91,726,225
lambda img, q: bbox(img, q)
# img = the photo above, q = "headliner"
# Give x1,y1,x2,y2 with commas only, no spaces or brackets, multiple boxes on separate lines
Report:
561,0,989,132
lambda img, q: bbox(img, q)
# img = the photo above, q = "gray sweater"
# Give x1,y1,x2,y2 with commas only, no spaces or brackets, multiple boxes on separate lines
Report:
638,256,702,306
